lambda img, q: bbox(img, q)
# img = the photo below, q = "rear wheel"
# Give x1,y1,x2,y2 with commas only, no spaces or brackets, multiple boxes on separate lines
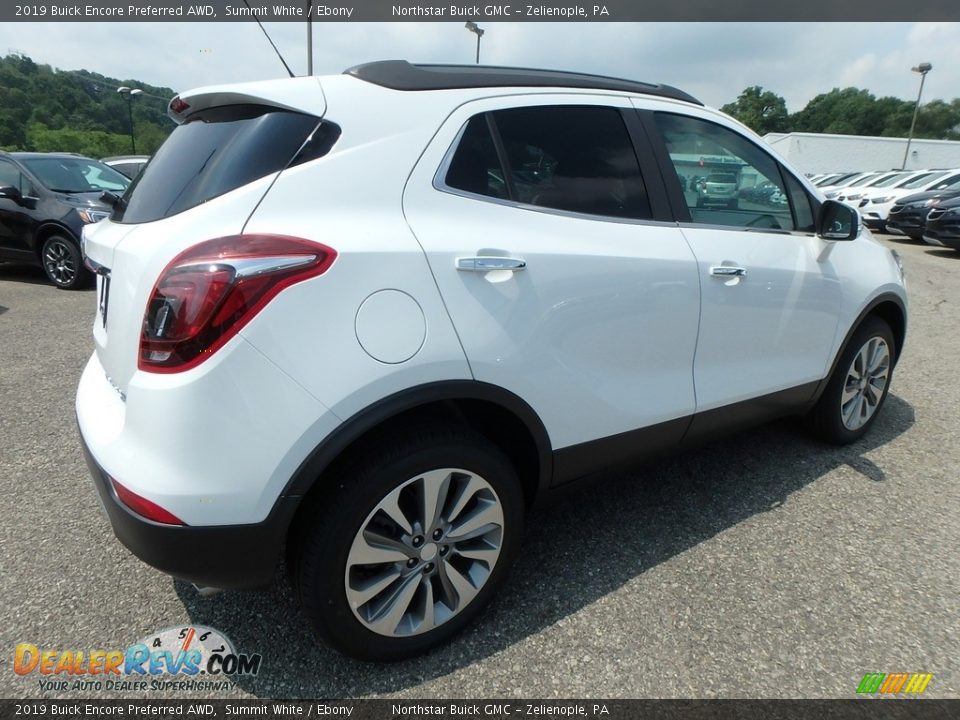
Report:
806,316,895,444
40,234,90,289
294,422,523,660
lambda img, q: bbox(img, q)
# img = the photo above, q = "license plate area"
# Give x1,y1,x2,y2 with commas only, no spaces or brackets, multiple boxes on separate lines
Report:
97,270,111,329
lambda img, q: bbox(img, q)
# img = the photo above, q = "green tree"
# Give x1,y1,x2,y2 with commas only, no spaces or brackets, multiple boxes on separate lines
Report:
720,86,789,135
0,52,175,154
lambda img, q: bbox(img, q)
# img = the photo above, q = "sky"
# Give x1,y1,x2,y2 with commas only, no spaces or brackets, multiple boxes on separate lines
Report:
1,22,958,111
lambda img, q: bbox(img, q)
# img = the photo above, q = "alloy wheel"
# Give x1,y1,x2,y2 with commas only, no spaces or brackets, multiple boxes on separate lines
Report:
840,336,890,431
344,468,505,638
43,239,78,287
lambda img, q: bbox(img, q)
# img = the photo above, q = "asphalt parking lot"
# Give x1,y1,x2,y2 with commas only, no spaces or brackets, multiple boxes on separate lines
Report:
1,235,957,700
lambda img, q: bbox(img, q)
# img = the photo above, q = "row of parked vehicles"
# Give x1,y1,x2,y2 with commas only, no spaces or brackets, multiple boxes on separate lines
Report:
809,168,960,249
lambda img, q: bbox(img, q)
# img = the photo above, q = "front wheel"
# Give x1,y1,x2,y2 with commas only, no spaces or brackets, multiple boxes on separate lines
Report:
805,316,895,444
294,423,523,660
40,234,91,289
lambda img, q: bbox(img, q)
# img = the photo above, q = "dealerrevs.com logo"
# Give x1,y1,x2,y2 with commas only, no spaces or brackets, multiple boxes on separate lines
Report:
15,626,262,692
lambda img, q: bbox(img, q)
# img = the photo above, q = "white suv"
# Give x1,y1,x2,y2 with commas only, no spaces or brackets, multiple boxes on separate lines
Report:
77,61,907,660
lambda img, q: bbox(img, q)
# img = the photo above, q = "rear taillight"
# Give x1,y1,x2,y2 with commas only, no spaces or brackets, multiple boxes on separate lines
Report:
139,235,336,373
110,477,185,526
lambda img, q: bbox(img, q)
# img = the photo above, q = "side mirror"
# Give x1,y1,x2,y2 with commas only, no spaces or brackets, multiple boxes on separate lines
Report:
817,199,859,241
0,185,23,204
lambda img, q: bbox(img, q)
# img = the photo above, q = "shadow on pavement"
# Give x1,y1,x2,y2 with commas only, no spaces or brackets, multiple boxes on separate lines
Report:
924,249,959,260
0,262,52,286
175,394,915,697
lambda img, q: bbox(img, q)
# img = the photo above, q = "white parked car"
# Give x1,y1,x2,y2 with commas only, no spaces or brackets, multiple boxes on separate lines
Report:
858,169,960,231
820,171,879,196
77,61,908,660
836,171,907,202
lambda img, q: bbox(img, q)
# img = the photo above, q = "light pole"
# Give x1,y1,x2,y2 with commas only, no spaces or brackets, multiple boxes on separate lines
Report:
902,62,932,170
117,86,142,154
465,22,484,64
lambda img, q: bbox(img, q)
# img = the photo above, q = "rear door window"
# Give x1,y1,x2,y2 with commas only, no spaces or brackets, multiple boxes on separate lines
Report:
444,105,652,221
113,105,339,224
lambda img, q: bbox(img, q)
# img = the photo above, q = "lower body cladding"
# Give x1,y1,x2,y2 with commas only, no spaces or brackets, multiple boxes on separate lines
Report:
79,374,823,590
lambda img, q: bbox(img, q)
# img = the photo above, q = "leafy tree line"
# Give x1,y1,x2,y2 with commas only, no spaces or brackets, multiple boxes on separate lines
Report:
721,85,960,140
4,52,960,158
0,53,176,157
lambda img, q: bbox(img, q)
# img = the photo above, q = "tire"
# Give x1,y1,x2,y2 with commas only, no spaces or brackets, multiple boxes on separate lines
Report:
40,234,91,289
293,422,524,661
805,316,895,445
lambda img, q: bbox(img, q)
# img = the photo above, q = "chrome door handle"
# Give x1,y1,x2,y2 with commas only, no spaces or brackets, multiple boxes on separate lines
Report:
709,266,747,277
457,257,527,272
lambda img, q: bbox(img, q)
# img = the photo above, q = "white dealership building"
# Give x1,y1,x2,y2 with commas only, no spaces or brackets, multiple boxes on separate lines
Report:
763,132,960,175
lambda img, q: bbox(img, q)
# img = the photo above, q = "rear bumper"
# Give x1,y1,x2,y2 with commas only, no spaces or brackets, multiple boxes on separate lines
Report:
80,427,297,589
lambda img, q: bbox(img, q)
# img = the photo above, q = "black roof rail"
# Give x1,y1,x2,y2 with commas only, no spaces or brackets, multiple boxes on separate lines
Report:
344,60,702,106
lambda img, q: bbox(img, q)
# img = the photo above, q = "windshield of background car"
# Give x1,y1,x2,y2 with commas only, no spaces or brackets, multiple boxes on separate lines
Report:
22,157,129,194
836,173,875,187
900,171,947,189
863,173,901,187
936,175,960,190
112,104,340,224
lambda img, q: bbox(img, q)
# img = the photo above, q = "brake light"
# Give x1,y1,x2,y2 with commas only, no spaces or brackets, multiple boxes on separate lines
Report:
168,96,190,121
110,477,185,526
139,235,336,373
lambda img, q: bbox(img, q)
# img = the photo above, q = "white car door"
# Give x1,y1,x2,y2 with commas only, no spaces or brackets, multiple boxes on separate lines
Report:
640,108,842,414
403,95,701,476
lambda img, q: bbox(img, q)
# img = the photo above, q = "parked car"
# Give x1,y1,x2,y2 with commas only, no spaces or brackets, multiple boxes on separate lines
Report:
819,172,866,188
836,171,906,202
740,179,778,203
77,61,907,661
923,195,960,250
697,172,740,208
813,173,848,187
0,152,130,288
821,171,880,197
859,169,960,232
887,175,960,240
102,155,151,179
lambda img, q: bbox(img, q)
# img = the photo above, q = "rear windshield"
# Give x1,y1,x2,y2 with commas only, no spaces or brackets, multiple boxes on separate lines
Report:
707,174,737,183
112,104,339,224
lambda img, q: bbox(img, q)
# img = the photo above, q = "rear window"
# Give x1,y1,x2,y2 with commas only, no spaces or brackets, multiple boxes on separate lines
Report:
707,174,737,183
445,105,652,220
112,105,340,224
